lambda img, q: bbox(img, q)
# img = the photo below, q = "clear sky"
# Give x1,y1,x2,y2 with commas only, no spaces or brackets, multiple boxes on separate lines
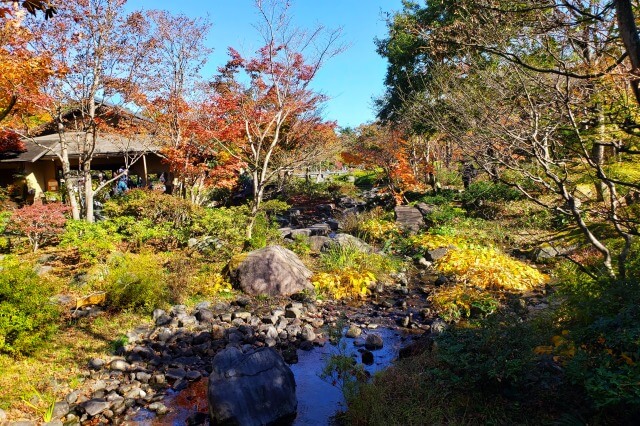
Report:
126,0,403,129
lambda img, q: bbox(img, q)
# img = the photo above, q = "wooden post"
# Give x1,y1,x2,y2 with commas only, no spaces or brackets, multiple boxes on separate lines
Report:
142,154,148,186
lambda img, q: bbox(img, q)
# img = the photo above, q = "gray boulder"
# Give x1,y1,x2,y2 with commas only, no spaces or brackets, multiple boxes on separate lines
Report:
394,206,425,234
208,347,297,426
322,233,372,253
232,245,313,296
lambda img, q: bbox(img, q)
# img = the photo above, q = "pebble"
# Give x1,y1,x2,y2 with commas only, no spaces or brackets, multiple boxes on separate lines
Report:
88,358,105,370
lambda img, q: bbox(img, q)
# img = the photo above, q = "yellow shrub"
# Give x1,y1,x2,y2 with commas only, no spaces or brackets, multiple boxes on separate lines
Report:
430,286,499,322
435,246,547,291
359,219,399,243
312,269,376,300
409,233,468,251
189,272,233,298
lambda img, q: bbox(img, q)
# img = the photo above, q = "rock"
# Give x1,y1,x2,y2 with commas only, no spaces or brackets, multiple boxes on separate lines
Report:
309,236,331,252
394,206,425,234
52,401,69,420
309,223,331,236
323,233,372,253
109,360,129,371
179,315,198,327
195,309,215,323
290,228,312,238
415,202,436,217
0,408,5,423
285,307,303,319
232,246,313,296
426,247,450,262
300,325,316,342
365,333,384,350
35,264,53,276
211,325,225,340
278,227,293,238
417,257,432,268
434,275,449,286
431,318,448,335
149,402,168,415
533,244,576,261
361,350,374,365
208,347,297,425
166,368,187,380
186,370,202,381
345,325,362,338
82,399,110,417
232,311,252,321
88,358,105,370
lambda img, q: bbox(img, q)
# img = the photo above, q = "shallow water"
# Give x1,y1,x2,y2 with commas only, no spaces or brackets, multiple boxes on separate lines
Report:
128,327,405,425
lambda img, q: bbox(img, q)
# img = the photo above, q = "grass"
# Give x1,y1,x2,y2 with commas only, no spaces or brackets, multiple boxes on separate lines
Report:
0,311,147,419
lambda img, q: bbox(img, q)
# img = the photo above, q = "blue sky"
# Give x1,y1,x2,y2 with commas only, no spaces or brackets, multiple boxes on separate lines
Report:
126,0,403,129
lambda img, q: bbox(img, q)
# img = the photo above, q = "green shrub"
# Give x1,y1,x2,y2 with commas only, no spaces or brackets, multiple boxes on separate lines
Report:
60,220,121,263
557,268,640,411
0,256,60,356
104,189,199,228
462,181,523,208
92,252,169,314
423,204,466,226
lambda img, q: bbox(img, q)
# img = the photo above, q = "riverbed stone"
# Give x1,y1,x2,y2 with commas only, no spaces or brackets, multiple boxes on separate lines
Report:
345,325,362,338
365,333,384,350
231,246,313,296
323,233,372,253
110,360,129,372
82,399,111,417
208,347,297,425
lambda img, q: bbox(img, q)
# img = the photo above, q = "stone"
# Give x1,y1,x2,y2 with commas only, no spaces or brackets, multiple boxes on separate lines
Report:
208,347,297,425
365,333,384,350
290,228,312,238
165,368,187,380
323,233,372,253
211,325,225,340
361,350,374,365
232,246,313,296
52,401,69,420
109,360,129,372
0,408,5,423
149,402,168,415
285,307,303,319
88,358,105,370
309,235,331,252
394,206,425,233
232,311,252,321
426,247,450,262
82,399,110,417
195,309,215,323
434,275,449,286
345,325,362,338
309,223,331,236
431,318,448,335
300,325,316,342
186,370,202,381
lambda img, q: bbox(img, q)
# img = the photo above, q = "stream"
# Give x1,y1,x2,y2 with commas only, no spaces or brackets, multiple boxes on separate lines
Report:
129,327,406,425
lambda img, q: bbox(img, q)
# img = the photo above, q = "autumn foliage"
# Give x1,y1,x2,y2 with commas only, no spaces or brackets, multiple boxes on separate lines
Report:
8,202,69,251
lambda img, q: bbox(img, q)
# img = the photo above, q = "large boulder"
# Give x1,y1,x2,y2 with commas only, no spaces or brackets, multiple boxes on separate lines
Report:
232,245,313,296
208,347,297,425
394,205,425,234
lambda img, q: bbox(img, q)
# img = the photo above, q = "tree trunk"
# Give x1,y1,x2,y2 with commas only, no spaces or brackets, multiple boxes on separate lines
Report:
615,0,640,105
58,128,80,220
84,161,94,223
